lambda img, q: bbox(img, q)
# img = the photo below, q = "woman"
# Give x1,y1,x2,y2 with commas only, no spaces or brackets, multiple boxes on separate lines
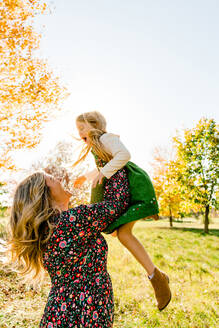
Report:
8,168,130,327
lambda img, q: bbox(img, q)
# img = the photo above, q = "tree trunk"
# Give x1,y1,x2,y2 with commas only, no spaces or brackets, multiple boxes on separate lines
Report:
204,204,209,234
169,208,173,227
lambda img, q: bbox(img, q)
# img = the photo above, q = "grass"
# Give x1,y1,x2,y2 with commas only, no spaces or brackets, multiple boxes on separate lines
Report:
0,217,219,328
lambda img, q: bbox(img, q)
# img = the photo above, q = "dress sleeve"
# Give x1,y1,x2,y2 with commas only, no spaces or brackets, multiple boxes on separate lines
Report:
60,169,129,241
99,133,131,178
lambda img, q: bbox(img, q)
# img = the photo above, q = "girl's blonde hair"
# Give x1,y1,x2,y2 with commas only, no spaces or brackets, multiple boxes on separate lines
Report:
74,111,112,166
7,172,55,282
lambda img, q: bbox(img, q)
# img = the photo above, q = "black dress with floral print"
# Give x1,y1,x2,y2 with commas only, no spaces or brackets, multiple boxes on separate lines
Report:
39,168,130,328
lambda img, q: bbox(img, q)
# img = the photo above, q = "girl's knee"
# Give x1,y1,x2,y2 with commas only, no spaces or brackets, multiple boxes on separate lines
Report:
117,224,133,242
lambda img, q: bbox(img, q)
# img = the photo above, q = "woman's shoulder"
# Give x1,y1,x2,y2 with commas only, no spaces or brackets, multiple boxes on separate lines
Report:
52,206,86,231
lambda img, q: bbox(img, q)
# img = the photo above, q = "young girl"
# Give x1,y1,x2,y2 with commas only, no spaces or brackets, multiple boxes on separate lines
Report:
74,111,171,311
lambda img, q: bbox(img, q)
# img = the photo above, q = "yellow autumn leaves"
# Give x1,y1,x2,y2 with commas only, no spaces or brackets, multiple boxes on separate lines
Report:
0,0,68,171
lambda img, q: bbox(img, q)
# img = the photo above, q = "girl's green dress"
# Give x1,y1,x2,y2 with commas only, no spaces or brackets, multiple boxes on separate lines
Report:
90,151,159,234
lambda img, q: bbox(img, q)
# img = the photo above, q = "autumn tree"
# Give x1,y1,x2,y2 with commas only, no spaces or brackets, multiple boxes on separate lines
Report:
152,148,184,227
173,118,219,233
31,140,91,206
0,0,67,172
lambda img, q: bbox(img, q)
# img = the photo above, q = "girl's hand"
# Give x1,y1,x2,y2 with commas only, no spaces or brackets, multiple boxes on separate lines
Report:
92,172,104,188
74,175,86,188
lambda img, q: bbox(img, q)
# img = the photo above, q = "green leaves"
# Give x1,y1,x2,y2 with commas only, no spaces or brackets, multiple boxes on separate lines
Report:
153,118,218,232
173,118,219,232
174,118,218,209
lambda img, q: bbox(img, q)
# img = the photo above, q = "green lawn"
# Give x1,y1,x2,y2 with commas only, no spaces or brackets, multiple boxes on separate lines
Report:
0,217,218,328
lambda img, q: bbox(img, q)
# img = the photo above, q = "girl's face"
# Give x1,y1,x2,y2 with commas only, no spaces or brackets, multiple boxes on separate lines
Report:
76,121,91,145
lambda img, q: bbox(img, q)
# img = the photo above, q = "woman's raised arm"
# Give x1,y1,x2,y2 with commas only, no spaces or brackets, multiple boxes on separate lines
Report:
61,169,130,241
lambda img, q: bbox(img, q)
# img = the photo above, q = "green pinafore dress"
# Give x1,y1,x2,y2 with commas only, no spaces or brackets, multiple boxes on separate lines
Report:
90,150,159,234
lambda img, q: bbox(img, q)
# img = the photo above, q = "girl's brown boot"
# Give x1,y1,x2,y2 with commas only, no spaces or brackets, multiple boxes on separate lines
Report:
149,267,172,311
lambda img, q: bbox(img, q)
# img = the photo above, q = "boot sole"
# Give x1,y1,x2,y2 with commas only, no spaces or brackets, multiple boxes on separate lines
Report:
159,293,172,311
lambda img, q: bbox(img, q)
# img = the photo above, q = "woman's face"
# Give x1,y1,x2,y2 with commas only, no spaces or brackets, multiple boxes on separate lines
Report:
45,174,72,205
76,121,91,145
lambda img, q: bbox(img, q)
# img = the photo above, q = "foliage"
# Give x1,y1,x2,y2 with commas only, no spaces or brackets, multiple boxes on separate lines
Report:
31,140,91,206
173,118,219,232
0,182,9,208
152,148,184,226
0,0,68,171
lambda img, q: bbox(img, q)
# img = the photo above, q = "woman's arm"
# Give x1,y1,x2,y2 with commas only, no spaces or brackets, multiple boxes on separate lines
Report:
62,169,129,240
99,133,131,179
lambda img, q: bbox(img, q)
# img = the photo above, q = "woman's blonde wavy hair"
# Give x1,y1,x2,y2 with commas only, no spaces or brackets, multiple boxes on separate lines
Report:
7,172,55,282
74,111,112,166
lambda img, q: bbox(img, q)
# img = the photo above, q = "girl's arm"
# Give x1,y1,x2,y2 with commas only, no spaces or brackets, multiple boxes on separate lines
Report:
99,133,131,178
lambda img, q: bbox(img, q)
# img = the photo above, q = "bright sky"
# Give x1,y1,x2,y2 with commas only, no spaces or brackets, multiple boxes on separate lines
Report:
18,0,219,173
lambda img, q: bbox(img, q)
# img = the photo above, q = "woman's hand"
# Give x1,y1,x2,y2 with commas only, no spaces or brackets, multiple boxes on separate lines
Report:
74,175,86,188
92,172,104,188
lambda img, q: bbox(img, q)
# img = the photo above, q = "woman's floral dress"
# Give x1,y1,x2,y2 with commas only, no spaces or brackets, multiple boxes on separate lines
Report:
39,169,130,328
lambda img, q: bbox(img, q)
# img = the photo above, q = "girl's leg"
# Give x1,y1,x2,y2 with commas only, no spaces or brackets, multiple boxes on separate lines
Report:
117,221,171,311
117,221,155,275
